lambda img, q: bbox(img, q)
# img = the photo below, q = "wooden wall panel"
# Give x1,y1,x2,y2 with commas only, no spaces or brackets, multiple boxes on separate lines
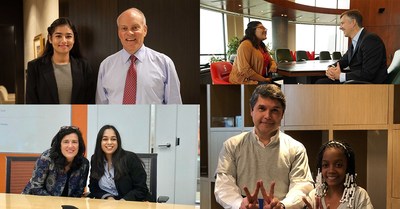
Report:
392,198,400,209
390,0,400,25
283,85,332,126
332,85,388,125
393,130,400,198
367,0,390,27
60,0,200,104
350,0,370,24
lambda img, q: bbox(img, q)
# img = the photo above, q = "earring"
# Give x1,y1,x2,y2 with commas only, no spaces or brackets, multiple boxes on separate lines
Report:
315,168,327,198
340,173,357,207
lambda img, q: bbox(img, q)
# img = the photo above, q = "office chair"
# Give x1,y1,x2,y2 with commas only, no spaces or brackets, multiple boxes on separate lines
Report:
332,51,342,60
136,153,169,203
306,51,315,60
296,50,309,61
0,85,15,104
275,48,293,63
345,49,400,84
6,156,39,193
210,61,232,84
319,51,332,60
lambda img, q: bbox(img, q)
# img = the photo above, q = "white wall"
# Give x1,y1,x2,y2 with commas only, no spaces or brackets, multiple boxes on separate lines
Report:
0,105,71,153
23,0,58,69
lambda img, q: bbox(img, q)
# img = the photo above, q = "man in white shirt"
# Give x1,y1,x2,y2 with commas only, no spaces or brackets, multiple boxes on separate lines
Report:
96,7,182,104
214,84,314,209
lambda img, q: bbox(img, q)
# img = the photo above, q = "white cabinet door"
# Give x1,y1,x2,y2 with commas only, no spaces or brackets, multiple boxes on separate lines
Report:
154,105,199,205
154,105,178,202
174,105,199,204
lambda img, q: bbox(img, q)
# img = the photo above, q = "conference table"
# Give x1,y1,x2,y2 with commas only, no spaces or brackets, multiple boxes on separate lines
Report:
277,60,338,83
0,193,198,209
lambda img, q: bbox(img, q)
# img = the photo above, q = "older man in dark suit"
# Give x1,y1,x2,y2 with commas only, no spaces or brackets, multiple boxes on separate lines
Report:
317,9,387,84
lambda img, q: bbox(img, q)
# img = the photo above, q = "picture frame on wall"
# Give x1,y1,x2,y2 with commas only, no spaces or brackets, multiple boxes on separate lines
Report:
33,34,45,58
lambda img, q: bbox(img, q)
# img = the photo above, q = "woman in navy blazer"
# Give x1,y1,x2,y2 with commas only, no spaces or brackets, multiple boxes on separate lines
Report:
26,17,95,104
88,125,150,201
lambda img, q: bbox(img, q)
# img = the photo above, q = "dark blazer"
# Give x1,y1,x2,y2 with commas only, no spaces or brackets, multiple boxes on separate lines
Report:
88,151,150,201
338,29,387,83
26,56,95,104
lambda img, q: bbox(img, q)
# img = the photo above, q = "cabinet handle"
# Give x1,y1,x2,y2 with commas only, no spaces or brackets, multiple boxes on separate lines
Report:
158,143,171,148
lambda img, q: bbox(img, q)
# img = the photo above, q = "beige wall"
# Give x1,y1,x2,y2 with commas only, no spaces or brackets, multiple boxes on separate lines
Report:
288,23,296,51
23,0,58,69
226,14,244,41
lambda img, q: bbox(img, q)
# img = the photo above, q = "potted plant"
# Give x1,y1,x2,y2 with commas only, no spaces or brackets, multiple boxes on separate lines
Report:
227,36,240,62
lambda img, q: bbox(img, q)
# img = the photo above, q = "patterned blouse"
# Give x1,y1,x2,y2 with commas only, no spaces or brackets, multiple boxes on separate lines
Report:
22,149,89,197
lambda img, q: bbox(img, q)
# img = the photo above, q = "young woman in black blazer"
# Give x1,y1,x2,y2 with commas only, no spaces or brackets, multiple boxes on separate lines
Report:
26,17,95,104
88,125,149,201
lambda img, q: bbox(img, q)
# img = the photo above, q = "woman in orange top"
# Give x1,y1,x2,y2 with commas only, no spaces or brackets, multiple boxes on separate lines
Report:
229,21,277,84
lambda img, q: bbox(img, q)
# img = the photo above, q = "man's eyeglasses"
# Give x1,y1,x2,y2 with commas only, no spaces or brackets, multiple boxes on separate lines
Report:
60,126,79,130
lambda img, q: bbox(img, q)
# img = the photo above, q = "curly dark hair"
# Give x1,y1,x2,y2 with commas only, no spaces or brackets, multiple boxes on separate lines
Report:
90,125,143,180
40,17,83,60
49,126,86,171
241,21,268,52
316,140,356,176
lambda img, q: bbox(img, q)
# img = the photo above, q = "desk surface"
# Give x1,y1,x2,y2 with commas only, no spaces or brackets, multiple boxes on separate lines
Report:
277,60,338,77
0,193,198,209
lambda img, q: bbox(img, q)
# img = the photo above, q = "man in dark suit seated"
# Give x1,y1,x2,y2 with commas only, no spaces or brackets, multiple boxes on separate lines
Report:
316,9,387,84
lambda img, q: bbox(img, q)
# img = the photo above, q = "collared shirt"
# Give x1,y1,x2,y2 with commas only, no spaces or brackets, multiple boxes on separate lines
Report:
96,45,182,104
352,27,364,50
340,28,364,82
99,161,119,198
252,128,279,148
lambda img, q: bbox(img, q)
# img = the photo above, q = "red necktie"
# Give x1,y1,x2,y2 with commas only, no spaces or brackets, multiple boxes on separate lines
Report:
122,55,137,104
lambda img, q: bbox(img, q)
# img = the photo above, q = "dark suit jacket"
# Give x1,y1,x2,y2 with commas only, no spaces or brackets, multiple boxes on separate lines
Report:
26,56,95,104
88,151,150,201
338,29,387,83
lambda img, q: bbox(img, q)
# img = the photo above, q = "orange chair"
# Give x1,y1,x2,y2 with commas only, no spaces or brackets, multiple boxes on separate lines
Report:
210,61,232,84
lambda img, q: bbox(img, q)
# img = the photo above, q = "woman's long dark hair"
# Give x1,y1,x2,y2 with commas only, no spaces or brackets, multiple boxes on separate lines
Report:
40,17,83,60
90,125,142,180
49,126,86,171
241,21,268,52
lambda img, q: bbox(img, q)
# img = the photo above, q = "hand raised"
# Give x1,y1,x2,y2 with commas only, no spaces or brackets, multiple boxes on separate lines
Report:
240,181,261,209
260,181,283,209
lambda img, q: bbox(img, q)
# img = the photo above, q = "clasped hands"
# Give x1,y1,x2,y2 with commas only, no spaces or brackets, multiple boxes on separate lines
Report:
325,62,341,81
240,180,284,209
